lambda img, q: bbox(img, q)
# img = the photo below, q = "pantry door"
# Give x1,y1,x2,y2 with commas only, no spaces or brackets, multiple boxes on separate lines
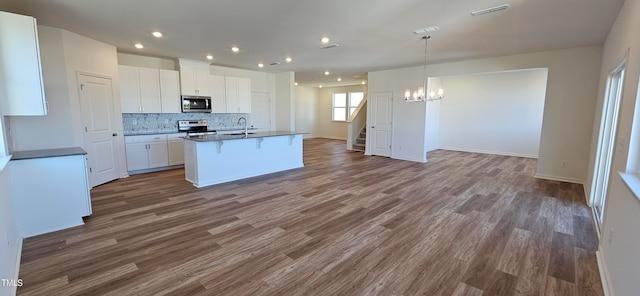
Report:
78,73,120,187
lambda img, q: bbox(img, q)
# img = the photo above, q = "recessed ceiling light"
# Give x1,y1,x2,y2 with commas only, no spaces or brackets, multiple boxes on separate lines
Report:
206,55,213,60
324,71,330,75
319,85,323,88
471,4,510,16
337,77,342,82
134,43,144,49
294,82,298,86
258,63,264,68
361,81,366,85
231,46,239,52
151,31,163,38
321,37,330,44
285,57,292,63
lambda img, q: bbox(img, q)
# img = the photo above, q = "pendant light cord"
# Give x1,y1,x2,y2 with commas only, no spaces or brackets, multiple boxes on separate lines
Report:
423,35,430,93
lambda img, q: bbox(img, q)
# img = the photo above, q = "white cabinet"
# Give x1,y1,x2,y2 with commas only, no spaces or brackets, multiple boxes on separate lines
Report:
168,133,186,165
210,75,226,113
160,69,180,113
224,76,251,113
125,135,168,171
11,152,91,237
0,11,47,116
119,65,161,113
178,59,210,96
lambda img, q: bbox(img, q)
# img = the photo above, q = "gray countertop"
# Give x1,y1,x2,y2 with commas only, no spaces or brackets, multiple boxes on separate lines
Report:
11,147,87,161
184,131,306,142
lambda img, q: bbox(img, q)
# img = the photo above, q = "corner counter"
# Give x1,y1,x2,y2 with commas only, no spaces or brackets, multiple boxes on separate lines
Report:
10,147,91,237
184,131,305,187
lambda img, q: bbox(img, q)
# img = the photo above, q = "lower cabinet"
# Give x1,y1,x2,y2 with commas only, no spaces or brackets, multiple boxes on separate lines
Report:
11,153,91,237
125,135,169,171
125,133,186,172
168,133,185,165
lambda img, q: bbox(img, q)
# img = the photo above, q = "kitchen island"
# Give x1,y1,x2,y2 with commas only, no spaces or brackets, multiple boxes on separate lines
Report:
183,131,305,188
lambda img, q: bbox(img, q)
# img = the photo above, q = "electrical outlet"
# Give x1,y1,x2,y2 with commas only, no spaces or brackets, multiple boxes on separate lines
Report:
164,119,169,124
608,229,614,245
561,160,568,168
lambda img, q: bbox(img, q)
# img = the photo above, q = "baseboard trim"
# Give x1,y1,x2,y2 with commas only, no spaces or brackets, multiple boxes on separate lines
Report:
391,155,427,163
316,136,347,141
596,248,615,296
534,173,584,184
438,147,538,159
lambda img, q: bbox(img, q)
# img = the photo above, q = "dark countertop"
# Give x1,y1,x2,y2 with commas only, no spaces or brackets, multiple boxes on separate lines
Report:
184,131,307,142
11,147,87,161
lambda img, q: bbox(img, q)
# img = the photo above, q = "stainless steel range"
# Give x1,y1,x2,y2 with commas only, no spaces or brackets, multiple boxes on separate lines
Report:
178,120,216,136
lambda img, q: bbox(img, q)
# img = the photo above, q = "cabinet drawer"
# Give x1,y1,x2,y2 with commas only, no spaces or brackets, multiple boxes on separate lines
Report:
125,134,168,143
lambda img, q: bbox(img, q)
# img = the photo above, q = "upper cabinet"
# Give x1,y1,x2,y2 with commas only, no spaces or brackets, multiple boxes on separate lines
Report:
210,75,226,113
0,12,47,116
225,76,251,113
178,59,210,96
159,69,180,113
119,66,180,113
119,65,160,113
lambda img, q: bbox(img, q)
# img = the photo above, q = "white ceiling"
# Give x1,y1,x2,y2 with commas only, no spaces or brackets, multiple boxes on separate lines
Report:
0,0,624,87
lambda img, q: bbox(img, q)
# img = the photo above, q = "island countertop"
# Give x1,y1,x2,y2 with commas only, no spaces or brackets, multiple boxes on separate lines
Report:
183,130,307,142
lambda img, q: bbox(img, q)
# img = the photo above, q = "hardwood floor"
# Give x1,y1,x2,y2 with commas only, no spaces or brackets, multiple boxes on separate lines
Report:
17,138,603,295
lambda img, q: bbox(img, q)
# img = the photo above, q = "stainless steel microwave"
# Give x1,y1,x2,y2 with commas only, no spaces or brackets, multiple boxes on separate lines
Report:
181,96,212,113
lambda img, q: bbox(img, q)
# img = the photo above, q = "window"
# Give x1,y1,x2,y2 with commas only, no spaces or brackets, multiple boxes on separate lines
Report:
349,92,364,117
332,93,347,121
332,91,365,121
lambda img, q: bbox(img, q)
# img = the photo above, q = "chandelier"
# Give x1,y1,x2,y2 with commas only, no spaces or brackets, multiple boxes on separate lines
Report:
405,35,444,102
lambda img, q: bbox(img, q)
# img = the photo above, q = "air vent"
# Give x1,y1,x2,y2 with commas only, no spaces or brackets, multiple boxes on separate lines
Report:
269,62,281,66
471,4,510,16
321,43,340,50
413,26,439,34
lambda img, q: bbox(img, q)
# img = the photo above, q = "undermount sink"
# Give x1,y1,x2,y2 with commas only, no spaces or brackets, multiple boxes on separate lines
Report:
228,132,256,136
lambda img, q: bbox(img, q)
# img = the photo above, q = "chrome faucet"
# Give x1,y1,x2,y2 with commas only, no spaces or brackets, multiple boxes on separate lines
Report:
238,117,248,136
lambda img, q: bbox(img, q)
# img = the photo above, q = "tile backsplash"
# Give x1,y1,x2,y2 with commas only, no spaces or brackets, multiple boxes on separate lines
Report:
122,113,249,135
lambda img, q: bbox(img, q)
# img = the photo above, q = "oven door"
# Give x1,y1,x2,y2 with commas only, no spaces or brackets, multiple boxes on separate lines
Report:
181,96,211,113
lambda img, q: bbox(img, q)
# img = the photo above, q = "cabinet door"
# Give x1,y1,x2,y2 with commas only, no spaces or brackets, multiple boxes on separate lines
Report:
147,141,169,168
168,140,185,165
138,67,161,113
225,76,239,113
179,62,197,96
160,69,180,113
195,64,210,96
119,66,141,113
0,12,46,116
237,77,251,113
125,142,149,171
210,75,226,113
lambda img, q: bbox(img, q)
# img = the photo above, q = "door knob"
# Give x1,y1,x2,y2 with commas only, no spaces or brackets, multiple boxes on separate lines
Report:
112,133,118,137
371,126,375,128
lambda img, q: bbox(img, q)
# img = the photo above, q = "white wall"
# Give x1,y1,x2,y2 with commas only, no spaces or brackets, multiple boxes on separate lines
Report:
317,85,367,140
438,69,548,158
585,1,640,296
117,53,175,70
9,26,127,178
369,45,602,182
295,86,319,138
275,72,295,131
0,158,20,296
425,77,441,153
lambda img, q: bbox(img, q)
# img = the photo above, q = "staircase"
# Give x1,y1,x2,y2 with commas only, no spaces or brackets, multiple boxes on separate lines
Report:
353,128,366,152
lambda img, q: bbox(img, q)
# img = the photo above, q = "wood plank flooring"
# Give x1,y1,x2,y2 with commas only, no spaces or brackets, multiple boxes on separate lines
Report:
17,138,603,295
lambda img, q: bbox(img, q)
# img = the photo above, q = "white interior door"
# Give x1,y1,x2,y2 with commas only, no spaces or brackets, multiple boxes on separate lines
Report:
590,59,625,226
250,92,271,131
370,92,393,157
78,73,120,187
